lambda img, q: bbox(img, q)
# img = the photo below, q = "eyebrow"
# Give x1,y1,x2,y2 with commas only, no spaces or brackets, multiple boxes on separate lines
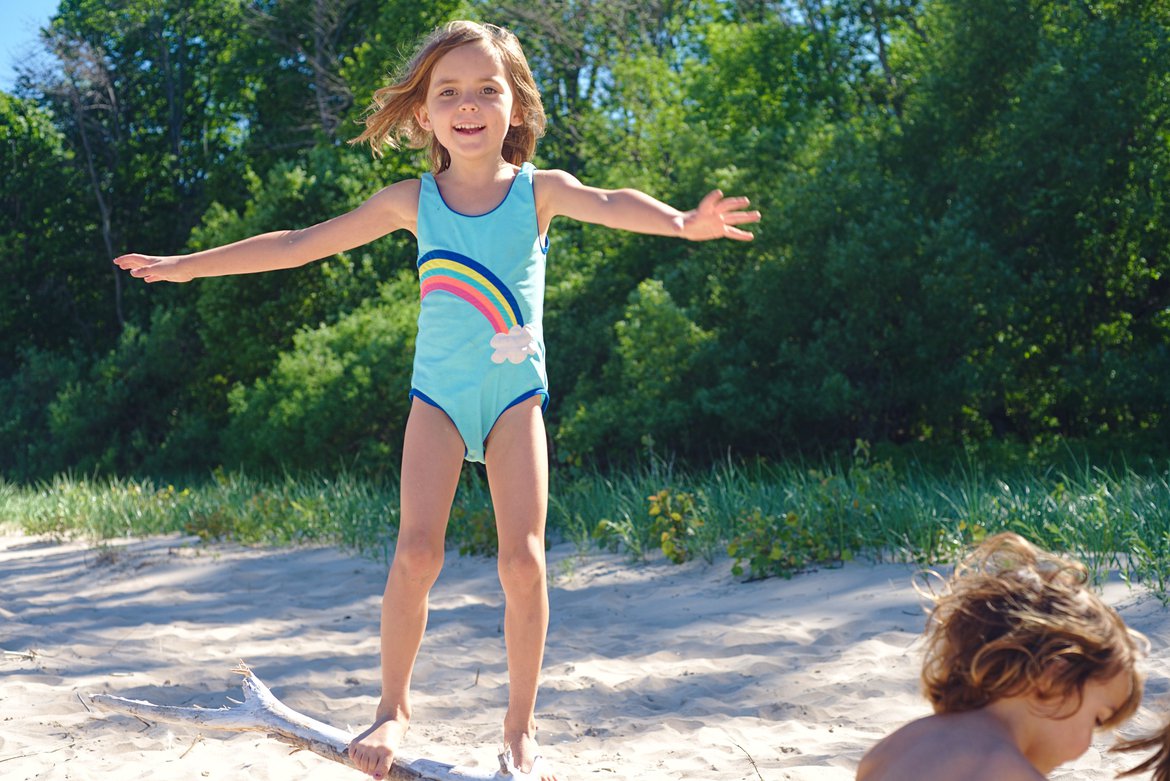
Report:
431,75,507,88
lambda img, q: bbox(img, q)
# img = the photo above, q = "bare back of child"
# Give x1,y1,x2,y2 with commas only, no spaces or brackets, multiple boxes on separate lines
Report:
858,710,1046,781
857,532,1144,781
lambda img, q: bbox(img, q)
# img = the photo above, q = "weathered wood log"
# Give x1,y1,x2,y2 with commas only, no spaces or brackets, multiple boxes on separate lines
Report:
89,664,510,781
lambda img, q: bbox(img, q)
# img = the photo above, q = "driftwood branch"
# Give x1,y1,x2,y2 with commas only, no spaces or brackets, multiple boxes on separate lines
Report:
89,665,511,781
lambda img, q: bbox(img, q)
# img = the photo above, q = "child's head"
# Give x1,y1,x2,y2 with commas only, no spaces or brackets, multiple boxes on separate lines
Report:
921,532,1143,727
351,20,545,172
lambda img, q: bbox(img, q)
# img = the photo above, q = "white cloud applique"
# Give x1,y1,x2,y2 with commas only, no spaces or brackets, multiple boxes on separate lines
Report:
490,324,538,364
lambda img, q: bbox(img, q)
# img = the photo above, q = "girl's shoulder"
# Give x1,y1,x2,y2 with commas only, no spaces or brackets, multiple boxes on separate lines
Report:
531,167,578,187
531,167,584,210
372,177,423,202
354,177,422,236
368,177,423,212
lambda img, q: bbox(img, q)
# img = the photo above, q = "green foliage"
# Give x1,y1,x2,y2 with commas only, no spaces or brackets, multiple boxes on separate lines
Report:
727,509,842,581
647,487,704,564
190,146,416,387
0,348,83,482
895,0,1170,441
450,503,499,558
9,452,1170,601
0,94,106,369
38,307,205,477
557,279,718,460
224,273,418,476
592,514,652,560
4,0,1170,478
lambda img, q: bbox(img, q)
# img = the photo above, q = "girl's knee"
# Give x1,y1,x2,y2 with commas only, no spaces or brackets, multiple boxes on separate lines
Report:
497,542,546,592
390,537,446,586
498,545,545,589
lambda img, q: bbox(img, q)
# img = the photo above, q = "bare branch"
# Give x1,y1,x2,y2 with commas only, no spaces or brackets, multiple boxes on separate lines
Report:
89,665,513,781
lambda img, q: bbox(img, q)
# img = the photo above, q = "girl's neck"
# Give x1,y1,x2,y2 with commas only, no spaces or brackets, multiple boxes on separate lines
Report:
433,156,520,216
440,156,516,185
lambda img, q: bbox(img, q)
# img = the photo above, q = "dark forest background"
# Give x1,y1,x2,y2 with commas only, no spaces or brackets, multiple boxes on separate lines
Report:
2,0,1168,481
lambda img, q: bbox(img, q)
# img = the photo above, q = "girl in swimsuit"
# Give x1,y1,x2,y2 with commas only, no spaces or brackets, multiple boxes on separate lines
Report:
115,19,760,781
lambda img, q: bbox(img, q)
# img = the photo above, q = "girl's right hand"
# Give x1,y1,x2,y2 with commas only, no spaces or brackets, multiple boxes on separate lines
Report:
113,254,194,283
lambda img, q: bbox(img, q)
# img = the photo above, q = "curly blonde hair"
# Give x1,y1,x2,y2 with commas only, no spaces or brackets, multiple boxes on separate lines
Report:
921,532,1143,726
349,20,546,172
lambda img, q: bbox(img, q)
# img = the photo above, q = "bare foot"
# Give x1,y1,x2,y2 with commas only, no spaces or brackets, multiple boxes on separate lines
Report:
349,716,409,779
503,729,558,781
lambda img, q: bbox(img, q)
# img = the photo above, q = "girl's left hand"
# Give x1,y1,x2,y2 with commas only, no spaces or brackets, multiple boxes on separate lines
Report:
681,190,761,241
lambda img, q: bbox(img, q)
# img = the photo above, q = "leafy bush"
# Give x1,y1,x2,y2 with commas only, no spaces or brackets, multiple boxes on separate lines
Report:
557,279,718,461
647,487,705,564
0,347,83,481
35,308,204,477
224,274,418,476
727,509,840,581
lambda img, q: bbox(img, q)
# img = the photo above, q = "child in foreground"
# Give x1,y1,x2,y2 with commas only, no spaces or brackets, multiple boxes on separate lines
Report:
856,532,1144,781
115,19,759,781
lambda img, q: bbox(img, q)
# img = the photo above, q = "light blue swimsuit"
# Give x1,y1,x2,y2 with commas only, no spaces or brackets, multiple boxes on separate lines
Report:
410,161,549,463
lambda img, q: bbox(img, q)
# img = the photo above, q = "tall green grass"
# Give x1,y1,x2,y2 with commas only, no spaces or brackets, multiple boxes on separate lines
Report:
4,452,1170,595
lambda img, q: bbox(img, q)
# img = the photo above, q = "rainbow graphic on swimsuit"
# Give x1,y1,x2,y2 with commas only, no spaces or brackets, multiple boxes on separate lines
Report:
417,249,524,334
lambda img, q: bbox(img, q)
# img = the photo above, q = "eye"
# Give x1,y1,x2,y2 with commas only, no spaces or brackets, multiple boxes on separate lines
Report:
483,86,498,95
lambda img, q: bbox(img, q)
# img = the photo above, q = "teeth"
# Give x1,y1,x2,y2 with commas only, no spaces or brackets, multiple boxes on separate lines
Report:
455,123,483,130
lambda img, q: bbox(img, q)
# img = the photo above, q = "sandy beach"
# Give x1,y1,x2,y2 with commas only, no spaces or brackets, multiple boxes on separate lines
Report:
2,530,1169,781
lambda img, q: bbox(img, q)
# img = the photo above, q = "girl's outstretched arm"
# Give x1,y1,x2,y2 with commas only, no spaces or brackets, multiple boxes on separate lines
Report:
535,169,760,241
114,179,421,283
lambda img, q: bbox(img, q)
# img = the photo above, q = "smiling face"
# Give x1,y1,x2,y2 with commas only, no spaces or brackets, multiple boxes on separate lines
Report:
415,40,522,168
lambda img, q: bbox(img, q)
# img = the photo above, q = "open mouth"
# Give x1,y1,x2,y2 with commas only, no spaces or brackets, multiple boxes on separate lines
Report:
454,123,486,135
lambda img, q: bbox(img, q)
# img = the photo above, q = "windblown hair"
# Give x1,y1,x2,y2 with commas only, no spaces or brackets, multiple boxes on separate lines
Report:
349,20,546,172
1115,719,1170,781
921,532,1143,727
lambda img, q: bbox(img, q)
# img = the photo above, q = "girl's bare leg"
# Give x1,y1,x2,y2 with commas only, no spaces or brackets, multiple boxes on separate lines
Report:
349,399,464,779
484,397,557,781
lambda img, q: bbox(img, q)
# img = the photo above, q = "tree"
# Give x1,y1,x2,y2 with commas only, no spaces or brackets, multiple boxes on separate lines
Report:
0,93,104,371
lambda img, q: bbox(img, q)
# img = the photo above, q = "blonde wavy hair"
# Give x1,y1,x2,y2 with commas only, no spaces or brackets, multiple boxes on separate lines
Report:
349,20,546,172
921,532,1143,726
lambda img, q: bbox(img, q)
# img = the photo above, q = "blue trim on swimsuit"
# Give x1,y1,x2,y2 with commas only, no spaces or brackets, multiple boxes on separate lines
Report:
409,387,548,461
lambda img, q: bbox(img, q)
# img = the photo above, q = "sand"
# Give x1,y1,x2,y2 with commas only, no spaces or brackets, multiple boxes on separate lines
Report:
2,531,1168,780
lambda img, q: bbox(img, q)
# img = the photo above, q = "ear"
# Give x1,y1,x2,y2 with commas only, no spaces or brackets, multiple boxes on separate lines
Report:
510,106,524,127
415,104,432,131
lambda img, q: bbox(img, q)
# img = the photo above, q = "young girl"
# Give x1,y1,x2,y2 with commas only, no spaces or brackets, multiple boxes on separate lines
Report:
115,19,760,781
856,532,1145,781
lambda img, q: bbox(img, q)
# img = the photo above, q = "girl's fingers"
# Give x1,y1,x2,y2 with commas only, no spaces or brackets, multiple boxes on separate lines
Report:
715,196,752,213
114,254,154,270
698,189,724,212
724,210,762,225
724,226,755,241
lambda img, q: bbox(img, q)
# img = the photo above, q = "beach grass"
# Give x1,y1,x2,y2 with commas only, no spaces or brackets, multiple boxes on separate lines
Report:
4,448,1170,595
